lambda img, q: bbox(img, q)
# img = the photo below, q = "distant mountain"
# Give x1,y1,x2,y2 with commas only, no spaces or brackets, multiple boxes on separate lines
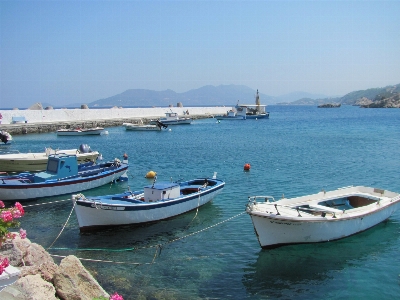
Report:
274,91,329,104
87,85,276,107
276,84,400,106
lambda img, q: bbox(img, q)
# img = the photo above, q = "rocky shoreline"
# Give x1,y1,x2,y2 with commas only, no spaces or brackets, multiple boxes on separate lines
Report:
0,235,110,300
0,115,210,136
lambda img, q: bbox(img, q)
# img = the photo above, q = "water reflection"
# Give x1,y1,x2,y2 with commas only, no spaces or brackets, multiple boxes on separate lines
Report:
242,220,400,299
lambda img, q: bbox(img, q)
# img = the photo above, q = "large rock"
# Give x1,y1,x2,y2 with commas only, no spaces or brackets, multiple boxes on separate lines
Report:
0,274,57,300
53,255,109,300
0,236,32,266
20,262,59,283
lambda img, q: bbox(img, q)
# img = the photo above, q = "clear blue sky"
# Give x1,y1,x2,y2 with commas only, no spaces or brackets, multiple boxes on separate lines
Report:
1,0,399,108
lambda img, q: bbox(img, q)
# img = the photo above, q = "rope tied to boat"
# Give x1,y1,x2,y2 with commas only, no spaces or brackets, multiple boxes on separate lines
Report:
47,200,77,250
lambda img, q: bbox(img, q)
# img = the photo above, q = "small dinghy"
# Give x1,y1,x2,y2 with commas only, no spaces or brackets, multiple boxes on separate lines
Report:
72,173,225,231
246,186,400,248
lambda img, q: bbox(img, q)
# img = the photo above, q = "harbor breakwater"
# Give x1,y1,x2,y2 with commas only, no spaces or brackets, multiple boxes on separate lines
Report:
0,106,228,135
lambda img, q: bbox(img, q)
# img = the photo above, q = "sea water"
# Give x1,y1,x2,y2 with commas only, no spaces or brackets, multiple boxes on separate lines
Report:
6,105,400,299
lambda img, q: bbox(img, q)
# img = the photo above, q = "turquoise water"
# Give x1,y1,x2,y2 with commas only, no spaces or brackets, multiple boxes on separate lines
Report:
7,105,400,299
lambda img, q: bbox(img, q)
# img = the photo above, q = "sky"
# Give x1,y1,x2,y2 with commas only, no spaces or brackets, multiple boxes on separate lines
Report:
1,0,399,108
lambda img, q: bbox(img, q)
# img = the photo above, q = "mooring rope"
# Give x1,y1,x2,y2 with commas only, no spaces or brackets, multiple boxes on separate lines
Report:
50,254,154,266
22,198,71,208
47,200,77,250
48,211,246,253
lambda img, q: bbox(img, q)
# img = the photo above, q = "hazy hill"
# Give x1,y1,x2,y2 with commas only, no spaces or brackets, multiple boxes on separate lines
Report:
88,85,276,107
276,84,400,106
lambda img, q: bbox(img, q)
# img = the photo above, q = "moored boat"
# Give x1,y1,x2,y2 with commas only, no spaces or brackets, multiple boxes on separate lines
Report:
57,127,104,136
0,153,128,201
72,173,225,231
246,186,400,249
215,89,269,120
123,120,168,131
215,109,246,120
150,111,192,125
0,144,99,172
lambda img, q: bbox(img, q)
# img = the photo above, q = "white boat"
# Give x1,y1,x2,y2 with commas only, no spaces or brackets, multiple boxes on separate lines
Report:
215,109,246,120
246,186,400,249
0,131,13,145
57,127,104,136
216,89,269,120
72,173,225,231
150,111,192,125
123,120,168,131
0,144,100,172
0,153,128,201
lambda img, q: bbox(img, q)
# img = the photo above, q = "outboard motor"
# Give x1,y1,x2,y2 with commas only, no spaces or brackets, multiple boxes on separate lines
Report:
79,144,92,153
0,133,7,144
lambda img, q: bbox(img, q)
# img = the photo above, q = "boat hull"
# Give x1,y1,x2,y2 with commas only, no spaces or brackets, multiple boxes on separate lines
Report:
249,201,400,248
124,125,161,131
246,186,400,248
73,181,224,231
0,166,128,201
150,119,191,125
215,116,246,120
0,151,99,172
57,128,104,136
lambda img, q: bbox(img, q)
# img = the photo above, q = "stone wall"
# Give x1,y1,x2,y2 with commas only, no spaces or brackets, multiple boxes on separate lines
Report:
0,107,228,125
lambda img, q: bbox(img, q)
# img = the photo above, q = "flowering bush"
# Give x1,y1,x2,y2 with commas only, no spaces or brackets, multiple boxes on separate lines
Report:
0,200,26,275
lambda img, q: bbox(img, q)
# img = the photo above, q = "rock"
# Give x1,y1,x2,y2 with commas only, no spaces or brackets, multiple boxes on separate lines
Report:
23,243,54,267
80,104,89,109
53,255,109,300
0,236,31,267
0,274,58,300
20,262,59,283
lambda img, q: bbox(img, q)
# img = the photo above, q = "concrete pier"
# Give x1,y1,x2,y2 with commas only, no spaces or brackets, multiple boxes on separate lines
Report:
0,106,227,135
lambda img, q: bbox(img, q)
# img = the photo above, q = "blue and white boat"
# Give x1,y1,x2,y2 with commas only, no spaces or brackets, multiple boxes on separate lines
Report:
215,109,246,120
72,173,225,231
216,89,270,120
150,111,192,125
0,153,128,201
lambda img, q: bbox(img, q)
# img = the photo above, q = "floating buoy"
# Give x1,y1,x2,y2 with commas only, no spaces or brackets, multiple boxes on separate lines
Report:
145,170,157,178
244,163,251,171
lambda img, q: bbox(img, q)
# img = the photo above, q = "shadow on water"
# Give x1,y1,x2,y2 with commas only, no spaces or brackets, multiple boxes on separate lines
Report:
241,219,400,299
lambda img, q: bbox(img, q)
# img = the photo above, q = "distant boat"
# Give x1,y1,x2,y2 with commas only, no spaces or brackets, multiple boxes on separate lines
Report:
123,120,168,131
0,153,128,201
215,109,246,120
318,103,341,108
246,185,400,249
72,173,225,231
215,89,270,120
150,111,192,125
0,144,99,172
57,127,104,136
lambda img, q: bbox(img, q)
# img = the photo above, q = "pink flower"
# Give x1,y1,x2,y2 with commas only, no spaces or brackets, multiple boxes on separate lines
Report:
0,200,4,208
0,264,4,275
14,202,24,216
19,228,27,239
110,292,124,300
1,257,9,268
12,208,22,219
1,211,13,222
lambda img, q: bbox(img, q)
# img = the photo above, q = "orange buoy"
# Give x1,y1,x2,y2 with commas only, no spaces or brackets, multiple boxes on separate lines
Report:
145,171,157,178
244,163,251,171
